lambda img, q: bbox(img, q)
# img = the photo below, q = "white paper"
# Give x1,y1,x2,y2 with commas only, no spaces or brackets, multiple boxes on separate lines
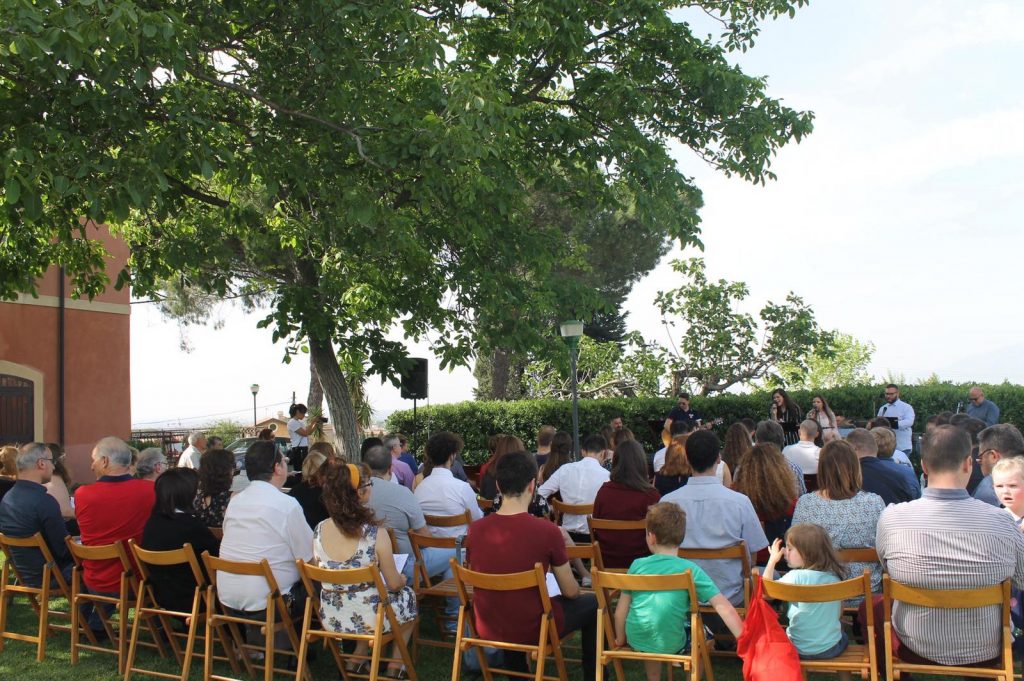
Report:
545,572,561,597
393,554,409,574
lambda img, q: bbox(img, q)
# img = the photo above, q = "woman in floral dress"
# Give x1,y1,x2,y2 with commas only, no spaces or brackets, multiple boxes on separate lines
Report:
314,462,417,676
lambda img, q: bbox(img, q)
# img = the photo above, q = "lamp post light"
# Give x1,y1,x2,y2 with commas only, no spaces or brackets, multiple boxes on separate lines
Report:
559,320,584,460
250,384,260,427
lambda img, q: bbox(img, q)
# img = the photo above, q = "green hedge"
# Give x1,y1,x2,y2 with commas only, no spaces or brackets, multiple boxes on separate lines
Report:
385,382,1024,462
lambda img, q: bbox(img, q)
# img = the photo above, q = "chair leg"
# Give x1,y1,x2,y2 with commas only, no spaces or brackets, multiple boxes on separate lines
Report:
450,607,465,681
295,601,312,681
393,618,419,681
123,602,143,681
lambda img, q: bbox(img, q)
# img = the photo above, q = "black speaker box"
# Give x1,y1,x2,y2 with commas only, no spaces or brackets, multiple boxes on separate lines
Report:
400,358,428,399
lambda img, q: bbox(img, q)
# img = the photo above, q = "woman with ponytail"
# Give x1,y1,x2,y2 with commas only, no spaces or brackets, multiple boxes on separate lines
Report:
315,461,418,676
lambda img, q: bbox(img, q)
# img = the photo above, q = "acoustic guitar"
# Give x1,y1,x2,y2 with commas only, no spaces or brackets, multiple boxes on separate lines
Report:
661,417,724,447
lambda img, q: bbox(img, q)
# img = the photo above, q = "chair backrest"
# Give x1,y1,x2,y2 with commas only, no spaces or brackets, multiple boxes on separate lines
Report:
477,497,494,512
759,568,874,610
450,560,553,613
65,537,135,584
592,569,699,608
565,542,599,563
128,539,206,587
0,532,70,592
586,517,647,533
883,575,1010,611
408,531,461,589
677,541,751,606
837,547,879,563
202,552,279,592
551,499,594,525
424,510,472,528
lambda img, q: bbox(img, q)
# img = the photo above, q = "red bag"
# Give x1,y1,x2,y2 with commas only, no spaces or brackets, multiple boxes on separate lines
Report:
736,574,802,681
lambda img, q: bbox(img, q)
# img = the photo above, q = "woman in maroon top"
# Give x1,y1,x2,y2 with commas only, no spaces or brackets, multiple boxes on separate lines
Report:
592,440,661,569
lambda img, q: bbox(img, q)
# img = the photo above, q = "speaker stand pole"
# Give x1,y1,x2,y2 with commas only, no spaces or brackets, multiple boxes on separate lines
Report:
412,398,418,457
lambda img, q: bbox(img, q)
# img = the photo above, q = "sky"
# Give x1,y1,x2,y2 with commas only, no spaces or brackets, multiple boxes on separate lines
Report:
129,0,1024,429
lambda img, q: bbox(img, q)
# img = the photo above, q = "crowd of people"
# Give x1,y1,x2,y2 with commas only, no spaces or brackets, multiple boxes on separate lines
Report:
0,382,1020,681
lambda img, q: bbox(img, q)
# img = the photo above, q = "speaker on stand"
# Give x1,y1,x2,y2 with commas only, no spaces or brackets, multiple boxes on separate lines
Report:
400,358,429,455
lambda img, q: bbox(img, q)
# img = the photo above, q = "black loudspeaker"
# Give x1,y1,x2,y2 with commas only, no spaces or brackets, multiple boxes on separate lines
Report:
400,358,429,400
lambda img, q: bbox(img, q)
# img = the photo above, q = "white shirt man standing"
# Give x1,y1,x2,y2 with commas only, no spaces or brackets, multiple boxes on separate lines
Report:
877,384,915,455
782,420,821,475
538,434,610,539
178,432,206,469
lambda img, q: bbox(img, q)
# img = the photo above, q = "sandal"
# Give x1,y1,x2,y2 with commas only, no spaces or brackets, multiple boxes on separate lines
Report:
384,665,408,679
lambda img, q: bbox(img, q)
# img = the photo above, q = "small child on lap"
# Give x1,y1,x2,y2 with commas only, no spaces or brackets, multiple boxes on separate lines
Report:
613,502,743,681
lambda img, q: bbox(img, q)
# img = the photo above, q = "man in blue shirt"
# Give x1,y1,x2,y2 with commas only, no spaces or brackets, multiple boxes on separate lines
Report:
0,442,73,587
848,428,919,505
967,387,1000,427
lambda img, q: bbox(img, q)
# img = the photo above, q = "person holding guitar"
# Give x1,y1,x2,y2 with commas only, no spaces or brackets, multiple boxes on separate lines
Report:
661,394,720,448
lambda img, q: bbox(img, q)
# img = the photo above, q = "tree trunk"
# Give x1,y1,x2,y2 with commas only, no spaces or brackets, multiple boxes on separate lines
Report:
308,334,361,462
491,347,511,400
307,361,324,414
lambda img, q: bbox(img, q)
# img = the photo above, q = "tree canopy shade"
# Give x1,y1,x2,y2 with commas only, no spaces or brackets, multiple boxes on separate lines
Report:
0,0,813,458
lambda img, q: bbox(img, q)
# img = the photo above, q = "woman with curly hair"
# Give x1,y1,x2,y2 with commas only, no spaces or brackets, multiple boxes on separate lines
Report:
807,395,839,445
316,462,417,676
721,422,752,475
194,448,235,527
538,431,572,484
732,442,798,560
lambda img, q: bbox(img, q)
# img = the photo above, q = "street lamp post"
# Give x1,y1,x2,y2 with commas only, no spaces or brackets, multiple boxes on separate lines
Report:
559,320,584,460
250,384,260,427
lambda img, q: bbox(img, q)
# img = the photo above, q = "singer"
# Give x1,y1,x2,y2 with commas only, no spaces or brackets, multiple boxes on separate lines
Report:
878,384,915,455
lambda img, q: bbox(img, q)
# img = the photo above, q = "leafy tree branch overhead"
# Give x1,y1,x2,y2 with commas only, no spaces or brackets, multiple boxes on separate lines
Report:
0,0,813,458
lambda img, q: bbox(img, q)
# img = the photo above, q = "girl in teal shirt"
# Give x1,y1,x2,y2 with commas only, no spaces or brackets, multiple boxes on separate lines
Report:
764,523,849,659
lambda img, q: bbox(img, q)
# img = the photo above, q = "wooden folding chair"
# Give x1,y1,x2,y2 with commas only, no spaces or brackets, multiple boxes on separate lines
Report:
450,560,570,681
477,497,494,512
593,569,714,681
550,500,594,529
759,568,877,681
677,542,750,654
837,548,879,563
295,560,419,681
124,541,240,681
882,575,1014,681
0,532,96,661
423,510,472,531
408,531,462,653
66,537,166,674
202,553,311,681
586,517,647,573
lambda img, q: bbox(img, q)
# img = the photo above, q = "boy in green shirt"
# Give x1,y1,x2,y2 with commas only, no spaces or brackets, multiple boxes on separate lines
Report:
614,502,744,681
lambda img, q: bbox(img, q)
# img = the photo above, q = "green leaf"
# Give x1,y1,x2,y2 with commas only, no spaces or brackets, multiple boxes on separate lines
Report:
4,178,20,205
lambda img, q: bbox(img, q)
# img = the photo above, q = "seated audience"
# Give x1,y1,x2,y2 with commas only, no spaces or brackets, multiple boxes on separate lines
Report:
0,445,17,501
413,431,482,538
782,420,821,475
866,419,912,467
754,420,807,496
538,431,573,484
479,435,525,500
141,468,220,613
952,414,988,494
315,462,417,677
218,441,313,622
732,442,798,558
764,524,849,660
77,437,156,598
652,420,691,473
846,428,919,505
662,431,767,608
288,446,330,529
135,447,168,482
533,425,556,468
720,422,752,480
539,434,611,542
973,423,1024,508
468,451,598,681
393,433,417,475
653,436,692,496
178,432,206,469
993,456,1024,526
383,435,416,489
194,448,235,528
44,443,77,523
614,502,742,680
0,443,75,586
592,441,661,569
792,440,884,593
870,425,1024,669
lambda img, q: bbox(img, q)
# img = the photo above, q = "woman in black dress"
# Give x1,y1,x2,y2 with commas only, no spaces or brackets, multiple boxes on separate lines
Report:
770,388,802,447
194,448,234,527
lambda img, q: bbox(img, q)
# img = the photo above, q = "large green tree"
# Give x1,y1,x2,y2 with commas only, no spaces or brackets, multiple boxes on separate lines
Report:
1,0,813,459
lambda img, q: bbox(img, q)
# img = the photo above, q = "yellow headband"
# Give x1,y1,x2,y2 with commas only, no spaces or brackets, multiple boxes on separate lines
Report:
347,463,360,490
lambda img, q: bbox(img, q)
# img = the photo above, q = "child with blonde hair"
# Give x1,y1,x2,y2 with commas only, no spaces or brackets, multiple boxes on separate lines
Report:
764,523,848,660
993,457,1024,527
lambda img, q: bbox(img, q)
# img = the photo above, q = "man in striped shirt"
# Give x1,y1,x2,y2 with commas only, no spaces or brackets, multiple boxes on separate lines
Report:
875,425,1024,667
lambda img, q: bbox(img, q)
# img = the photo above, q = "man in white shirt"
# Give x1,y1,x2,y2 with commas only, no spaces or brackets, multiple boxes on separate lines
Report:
538,434,610,540
178,432,205,469
782,420,821,475
878,384,915,455
413,431,482,539
218,440,314,622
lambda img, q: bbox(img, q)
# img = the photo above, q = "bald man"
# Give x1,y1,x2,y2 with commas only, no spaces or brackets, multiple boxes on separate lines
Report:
966,387,1000,427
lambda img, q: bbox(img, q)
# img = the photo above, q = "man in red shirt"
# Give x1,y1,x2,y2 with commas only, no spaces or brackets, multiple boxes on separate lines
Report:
468,451,598,681
76,437,156,600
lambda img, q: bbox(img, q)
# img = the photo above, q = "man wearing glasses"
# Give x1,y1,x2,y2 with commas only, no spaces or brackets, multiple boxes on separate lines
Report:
966,387,1000,427
972,424,1024,507
877,384,915,457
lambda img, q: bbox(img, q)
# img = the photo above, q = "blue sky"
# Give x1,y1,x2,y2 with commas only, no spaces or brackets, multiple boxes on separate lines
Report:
130,0,1024,427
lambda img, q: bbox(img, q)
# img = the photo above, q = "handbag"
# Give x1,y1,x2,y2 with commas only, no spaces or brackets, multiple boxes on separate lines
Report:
736,574,803,681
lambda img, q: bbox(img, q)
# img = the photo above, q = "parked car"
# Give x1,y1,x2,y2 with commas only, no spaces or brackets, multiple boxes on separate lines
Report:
225,437,290,471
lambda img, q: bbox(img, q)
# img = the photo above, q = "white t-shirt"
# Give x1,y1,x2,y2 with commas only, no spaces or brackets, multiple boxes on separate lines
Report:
287,418,308,448
783,441,821,475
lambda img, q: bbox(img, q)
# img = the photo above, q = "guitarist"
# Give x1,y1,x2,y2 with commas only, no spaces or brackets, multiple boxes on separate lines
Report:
663,393,703,434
